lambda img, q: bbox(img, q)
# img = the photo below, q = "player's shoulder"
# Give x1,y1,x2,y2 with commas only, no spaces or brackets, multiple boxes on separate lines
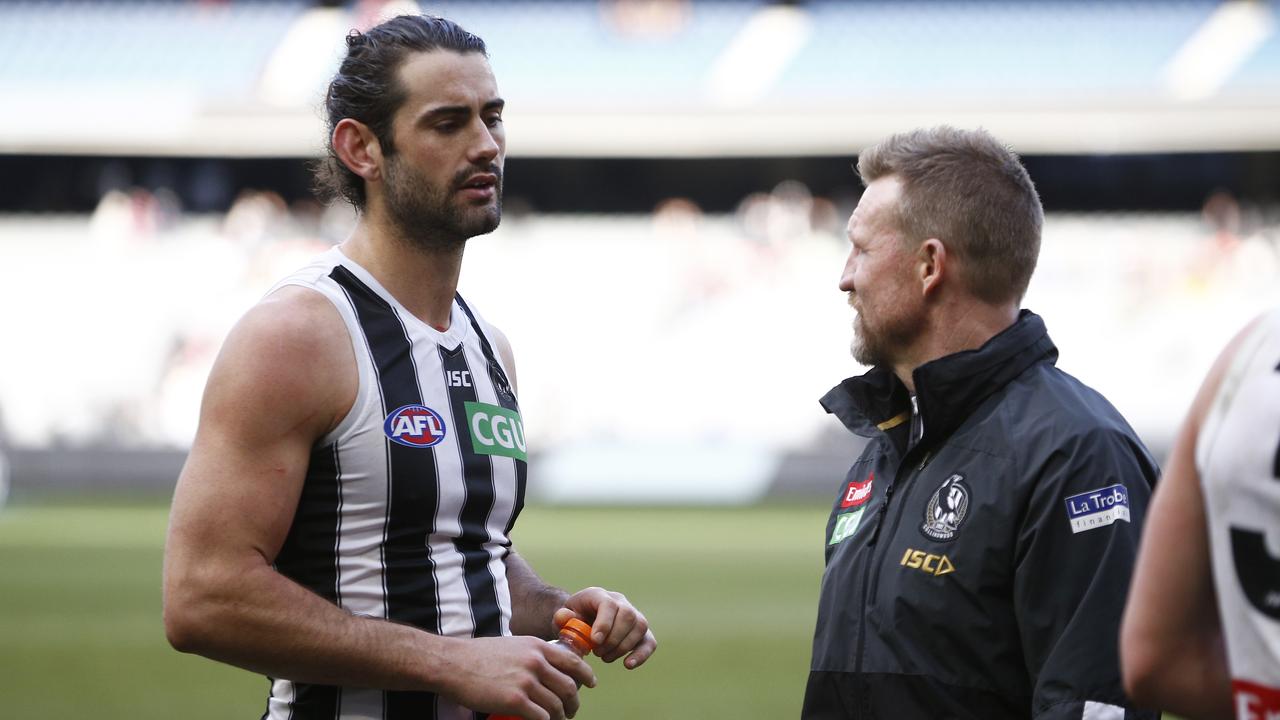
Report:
211,285,354,405
1218,308,1280,381
482,318,513,357
197,285,356,440
237,285,347,360
1192,308,1279,433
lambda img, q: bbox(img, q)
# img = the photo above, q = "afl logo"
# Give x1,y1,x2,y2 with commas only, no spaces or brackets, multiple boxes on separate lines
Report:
921,473,971,542
383,404,447,448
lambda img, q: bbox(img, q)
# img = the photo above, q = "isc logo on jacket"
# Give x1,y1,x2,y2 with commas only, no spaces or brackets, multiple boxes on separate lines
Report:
901,547,955,576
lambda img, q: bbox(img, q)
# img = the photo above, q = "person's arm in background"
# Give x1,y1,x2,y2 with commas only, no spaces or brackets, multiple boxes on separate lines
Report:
1013,425,1159,719
1119,319,1260,720
163,288,593,720
489,325,659,670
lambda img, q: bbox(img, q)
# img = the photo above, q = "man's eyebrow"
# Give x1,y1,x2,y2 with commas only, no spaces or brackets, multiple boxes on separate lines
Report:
418,105,470,123
416,98,505,123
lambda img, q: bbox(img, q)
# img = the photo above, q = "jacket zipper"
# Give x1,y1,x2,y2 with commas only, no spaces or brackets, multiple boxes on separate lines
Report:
866,450,932,602
853,448,933,697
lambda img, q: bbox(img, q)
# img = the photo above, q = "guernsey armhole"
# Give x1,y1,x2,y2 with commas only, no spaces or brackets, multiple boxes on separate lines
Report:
1198,317,1275,474
311,283,370,449
321,363,368,449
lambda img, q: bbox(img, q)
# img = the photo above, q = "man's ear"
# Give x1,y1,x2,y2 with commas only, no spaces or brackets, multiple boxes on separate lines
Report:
332,118,385,183
918,238,947,296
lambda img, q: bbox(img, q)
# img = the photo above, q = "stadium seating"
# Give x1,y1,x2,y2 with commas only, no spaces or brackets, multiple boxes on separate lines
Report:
1,0,1276,155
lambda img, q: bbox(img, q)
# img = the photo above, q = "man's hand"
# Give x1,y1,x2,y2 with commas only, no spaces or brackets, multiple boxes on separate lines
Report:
553,587,657,669
440,635,596,720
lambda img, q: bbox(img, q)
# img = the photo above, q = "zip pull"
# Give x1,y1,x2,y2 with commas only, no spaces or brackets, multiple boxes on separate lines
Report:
867,480,896,547
918,451,933,472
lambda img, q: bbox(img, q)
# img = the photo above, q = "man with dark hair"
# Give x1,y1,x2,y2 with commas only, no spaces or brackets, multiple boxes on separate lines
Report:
803,126,1157,720
163,15,655,720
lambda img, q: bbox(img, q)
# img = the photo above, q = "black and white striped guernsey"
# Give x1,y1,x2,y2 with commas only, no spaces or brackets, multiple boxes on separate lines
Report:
266,247,528,720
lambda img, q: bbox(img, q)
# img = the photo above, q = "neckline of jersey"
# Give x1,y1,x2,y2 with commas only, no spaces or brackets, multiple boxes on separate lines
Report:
331,246,471,349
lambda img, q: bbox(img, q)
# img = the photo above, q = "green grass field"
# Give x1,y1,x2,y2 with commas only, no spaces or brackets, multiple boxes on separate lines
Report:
0,503,828,718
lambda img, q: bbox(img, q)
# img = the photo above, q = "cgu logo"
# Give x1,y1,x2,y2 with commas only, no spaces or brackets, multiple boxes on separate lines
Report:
465,401,527,461
383,405,447,448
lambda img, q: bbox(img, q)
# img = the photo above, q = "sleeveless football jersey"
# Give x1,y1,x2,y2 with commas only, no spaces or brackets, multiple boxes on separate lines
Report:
1197,306,1280,719
266,247,527,720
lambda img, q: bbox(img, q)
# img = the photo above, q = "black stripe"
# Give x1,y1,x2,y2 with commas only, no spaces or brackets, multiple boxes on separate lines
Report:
1274,432,1279,481
273,442,342,719
454,294,527,536
275,442,341,600
440,343,503,637
290,683,340,719
333,444,344,609
1274,361,1280,479
454,294,513,395
331,266,439,720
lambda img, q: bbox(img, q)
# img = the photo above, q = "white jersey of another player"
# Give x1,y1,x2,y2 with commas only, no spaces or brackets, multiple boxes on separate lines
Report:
1197,306,1280,718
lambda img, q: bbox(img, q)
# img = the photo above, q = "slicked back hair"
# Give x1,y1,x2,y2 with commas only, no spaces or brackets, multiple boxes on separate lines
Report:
857,126,1044,305
313,15,488,211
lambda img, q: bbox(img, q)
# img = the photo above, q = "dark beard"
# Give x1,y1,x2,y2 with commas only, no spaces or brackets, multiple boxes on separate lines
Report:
383,156,503,252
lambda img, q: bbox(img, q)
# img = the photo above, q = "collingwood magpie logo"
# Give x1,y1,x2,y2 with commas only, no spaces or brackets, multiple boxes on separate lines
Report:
490,363,517,404
921,473,970,541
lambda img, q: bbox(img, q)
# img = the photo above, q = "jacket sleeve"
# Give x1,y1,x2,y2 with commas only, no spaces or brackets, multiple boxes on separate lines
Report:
1013,426,1160,720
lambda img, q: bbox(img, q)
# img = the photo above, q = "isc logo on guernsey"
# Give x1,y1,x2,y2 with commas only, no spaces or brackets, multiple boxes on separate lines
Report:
383,405,447,448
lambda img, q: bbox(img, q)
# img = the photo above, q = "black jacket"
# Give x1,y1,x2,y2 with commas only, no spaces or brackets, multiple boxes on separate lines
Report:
803,311,1158,720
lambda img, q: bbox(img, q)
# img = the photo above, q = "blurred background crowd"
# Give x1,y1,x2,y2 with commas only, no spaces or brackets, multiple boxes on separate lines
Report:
1,0,1279,504
2,2,1280,717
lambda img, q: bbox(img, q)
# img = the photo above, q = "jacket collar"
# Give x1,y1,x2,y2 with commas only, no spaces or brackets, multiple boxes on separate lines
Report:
820,310,1058,449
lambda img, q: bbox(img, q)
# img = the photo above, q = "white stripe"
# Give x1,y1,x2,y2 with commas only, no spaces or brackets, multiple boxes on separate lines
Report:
331,279,393,625
255,8,347,108
338,688,382,720
1163,0,1274,102
435,701,472,720
1082,700,1126,720
706,5,811,107
330,275,395,720
468,341,517,637
266,678,295,720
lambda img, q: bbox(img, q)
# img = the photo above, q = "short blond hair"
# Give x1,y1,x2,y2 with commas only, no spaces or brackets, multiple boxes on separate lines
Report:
857,126,1043,304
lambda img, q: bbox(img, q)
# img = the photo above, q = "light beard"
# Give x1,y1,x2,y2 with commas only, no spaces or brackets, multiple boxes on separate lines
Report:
383,155,503,252
849,296,923,368
851,314,890,367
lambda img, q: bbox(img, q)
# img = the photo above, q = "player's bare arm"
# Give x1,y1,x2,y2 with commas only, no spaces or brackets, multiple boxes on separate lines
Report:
163,287,592,718
1120,317,1262,720
507,549,570,638
489,324,658,671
